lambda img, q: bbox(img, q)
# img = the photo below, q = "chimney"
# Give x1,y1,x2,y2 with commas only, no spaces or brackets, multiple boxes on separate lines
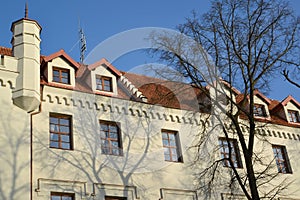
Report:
11,8,42,112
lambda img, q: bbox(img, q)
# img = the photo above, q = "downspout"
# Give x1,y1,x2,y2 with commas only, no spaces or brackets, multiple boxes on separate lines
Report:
29,84,44,200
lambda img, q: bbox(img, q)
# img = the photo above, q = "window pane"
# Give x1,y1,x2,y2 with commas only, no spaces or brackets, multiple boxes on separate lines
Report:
101,125,109,131
62,197,72,200
60,118,70,126
50,133,59,141
61,142,70,149
112,148,119,155
110,132,118,139
50,117,58,124
219,138,242,168
169,134,175,140
163,139,169,146
61,72,69,77
49,114,72,150
50,124,59,132
104,86,111,91
162,131,181,162
100,121,122,156
62,78,68,84
61,135,70,142
51,196,60,200
53,77,60,82
50,141,59,148
60,126,70,133
170,140,176,147
102,140,109,146
162,132,168,139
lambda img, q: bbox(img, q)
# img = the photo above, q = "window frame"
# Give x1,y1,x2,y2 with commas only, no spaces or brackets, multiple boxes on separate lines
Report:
161,129,183,162
100,120,123,156
219,138,243,168
287,109,300,123
49,113,73,150
253,104,267,117
52,67,70,84
96,75,113,92
272,145,292,174
50,192,75,200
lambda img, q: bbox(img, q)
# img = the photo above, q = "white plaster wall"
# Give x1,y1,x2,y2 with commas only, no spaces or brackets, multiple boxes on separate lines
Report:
0,81,31,200
28,86,300,200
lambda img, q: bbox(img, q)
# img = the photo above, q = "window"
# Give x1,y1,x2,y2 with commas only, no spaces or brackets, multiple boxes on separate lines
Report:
253,104,267,117
50,113,72,150
96,75,112,92
51,192,74,200
105,196,127,200
272,145,292,174
287,110,300,123
100,120,122,156
53,67,70,84
162,130,182,162
219,138,242,168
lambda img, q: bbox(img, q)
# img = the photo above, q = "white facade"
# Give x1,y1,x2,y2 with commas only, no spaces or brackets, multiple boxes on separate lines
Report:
0,16,300,200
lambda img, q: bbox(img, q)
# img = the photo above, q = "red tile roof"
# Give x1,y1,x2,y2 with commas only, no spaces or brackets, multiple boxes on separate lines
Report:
122,72,210,112
88,58,122,77
43,49,80,70
0,47,12,56
1,45,299,128
281,95,300,109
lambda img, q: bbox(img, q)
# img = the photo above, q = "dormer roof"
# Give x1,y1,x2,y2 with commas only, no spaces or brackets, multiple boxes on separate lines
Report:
253,89,272,105
281,95,300,109
88,58,122,77
43,49,80,70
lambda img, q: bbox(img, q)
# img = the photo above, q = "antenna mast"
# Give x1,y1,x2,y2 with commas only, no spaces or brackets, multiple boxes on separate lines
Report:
79,25,87,63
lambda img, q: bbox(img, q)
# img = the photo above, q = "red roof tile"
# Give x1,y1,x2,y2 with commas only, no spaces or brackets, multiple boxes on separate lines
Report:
0,47,12,56
43,49,80,70
88,58,122,77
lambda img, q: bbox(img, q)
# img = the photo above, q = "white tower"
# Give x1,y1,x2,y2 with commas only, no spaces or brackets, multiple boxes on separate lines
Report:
11,6,42,112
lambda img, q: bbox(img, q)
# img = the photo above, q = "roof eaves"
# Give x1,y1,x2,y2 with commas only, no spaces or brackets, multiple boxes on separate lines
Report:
43,49,80,70
88,58,122,77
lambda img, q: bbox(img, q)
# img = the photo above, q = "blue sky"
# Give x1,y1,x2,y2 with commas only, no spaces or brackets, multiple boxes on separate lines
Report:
0,1,299,101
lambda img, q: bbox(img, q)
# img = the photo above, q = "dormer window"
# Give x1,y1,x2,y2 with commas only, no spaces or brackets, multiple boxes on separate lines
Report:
96,75,112,92
53,67,70,84
287,110,300,123
254,104,267,117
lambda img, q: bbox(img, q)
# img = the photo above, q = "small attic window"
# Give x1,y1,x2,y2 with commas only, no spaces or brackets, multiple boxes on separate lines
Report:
96,75,112,92
254,104,267,117
53,67,70,84
287,110,300,123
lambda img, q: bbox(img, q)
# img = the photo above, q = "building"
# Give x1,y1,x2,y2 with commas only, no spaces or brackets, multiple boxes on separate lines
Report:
0,13,300,200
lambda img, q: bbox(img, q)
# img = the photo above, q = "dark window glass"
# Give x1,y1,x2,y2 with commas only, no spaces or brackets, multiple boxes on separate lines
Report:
51,192,74,200
272,145,292,174
100,121,122,156
53,67,70,84
287,110,300,123
50,114,72,150
162,130,182,162
219,138,242,168
254,104,267,117
96,76,112,92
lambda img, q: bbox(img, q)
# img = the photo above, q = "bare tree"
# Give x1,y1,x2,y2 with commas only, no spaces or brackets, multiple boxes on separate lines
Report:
283,68,300,88
150,0,300,199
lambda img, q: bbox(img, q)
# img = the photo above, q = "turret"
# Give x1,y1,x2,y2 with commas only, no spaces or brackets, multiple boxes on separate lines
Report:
11,8,42,112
